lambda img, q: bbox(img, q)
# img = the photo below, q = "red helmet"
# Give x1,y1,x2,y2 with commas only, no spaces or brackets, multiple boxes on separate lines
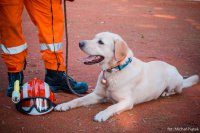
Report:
16,78,56,115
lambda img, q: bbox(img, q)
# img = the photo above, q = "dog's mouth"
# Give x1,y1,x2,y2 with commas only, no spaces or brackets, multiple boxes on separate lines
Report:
80,55,104,65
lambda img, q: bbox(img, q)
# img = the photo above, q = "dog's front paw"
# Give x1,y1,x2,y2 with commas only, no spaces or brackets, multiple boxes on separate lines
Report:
54,103,71,111
94,111,111,122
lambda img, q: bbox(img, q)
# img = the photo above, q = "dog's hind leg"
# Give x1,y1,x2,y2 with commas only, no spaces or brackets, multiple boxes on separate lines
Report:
54,92,103,111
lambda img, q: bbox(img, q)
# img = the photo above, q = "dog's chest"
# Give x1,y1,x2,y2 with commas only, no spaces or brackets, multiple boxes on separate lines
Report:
104,87,120,103
102,71,120,85
103,74,123,102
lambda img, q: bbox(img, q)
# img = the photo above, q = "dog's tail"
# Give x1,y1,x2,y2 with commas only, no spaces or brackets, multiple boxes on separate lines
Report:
182,74,199,88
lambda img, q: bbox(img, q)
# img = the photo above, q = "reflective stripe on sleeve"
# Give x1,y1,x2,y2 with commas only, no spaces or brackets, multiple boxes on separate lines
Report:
40,42,62,52
0,43,27,54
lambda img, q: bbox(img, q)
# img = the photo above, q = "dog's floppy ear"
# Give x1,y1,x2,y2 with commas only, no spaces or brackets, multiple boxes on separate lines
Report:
114,39,128,61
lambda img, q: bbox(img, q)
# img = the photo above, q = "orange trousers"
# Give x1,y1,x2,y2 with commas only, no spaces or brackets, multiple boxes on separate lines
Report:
0,0,66,72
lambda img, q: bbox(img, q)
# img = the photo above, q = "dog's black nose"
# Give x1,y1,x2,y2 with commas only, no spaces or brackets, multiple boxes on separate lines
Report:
79,41,86,49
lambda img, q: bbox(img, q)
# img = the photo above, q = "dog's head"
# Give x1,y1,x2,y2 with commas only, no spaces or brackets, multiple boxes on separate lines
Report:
79,32,130,69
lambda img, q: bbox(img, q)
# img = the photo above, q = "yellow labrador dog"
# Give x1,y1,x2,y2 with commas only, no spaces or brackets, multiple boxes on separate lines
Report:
55,32,199,122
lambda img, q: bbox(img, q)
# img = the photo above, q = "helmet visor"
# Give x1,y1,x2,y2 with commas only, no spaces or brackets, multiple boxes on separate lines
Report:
16,97,56,115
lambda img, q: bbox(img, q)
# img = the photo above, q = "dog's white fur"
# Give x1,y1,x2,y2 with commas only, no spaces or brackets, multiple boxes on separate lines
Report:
55,32,199,122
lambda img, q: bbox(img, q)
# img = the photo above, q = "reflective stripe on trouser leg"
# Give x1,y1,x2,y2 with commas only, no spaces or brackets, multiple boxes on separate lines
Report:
1,49,27,72
0,43,28,54
40,42,62,52
41,49,66,71
40,42,65,71
0,0,27,72
24,0,65,71
0,43,27,72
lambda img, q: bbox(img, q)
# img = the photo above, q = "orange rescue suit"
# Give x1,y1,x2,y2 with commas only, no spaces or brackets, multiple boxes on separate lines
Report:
0,0,66,72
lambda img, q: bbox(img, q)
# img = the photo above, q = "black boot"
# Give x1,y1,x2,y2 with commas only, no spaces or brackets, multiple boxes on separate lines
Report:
45,69,88,94
7,71,24,97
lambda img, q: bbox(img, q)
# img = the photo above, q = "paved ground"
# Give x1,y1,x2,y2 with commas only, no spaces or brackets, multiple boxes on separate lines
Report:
0,0,200,133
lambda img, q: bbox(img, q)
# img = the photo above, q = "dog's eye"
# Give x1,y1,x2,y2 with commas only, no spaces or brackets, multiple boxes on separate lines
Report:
98,40,104,45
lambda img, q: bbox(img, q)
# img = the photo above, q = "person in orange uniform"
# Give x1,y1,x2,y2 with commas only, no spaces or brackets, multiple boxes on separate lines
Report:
0,0,88,97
